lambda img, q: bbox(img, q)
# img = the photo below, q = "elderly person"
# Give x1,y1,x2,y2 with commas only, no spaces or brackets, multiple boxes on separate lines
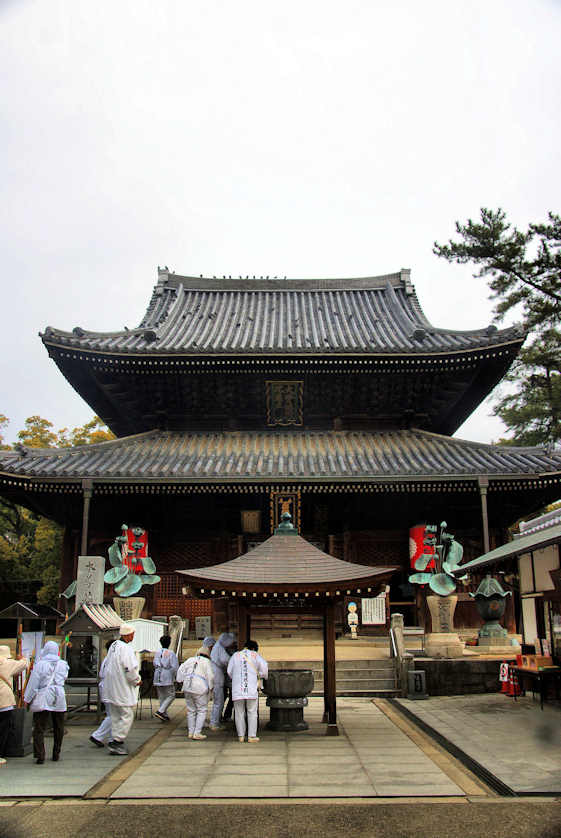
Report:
201,636,216,651
102,624,141,756
0,645,28,766
153,634,178,722
24,641,69,764
176,645,214,740
227,639,268,743
209,632,235,731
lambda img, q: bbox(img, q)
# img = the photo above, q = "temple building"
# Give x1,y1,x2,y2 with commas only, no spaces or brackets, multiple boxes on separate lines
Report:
1,268,560,633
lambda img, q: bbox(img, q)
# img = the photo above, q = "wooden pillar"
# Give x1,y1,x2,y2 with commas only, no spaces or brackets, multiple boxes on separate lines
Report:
80,479,93,556
59,526,77,599
323,600,338,735
322,607,328,722
478,476,490,554
238,602,249,648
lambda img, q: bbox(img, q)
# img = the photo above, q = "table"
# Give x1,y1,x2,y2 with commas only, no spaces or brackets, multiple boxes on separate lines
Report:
511,666,561,710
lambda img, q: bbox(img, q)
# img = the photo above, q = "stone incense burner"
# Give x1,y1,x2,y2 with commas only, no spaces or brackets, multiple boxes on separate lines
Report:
263,669,315,731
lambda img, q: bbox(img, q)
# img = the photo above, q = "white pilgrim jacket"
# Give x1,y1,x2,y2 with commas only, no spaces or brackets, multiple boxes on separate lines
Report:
227,649,268,701
102,640,140,707
24,658,69,712
210,637,233,688
153,648,179,687
176,654,214,696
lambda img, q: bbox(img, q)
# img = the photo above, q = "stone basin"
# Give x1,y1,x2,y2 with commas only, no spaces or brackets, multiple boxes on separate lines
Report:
263,668,314,731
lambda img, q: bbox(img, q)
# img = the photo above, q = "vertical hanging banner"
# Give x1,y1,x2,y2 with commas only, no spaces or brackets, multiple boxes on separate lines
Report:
270,491,301,533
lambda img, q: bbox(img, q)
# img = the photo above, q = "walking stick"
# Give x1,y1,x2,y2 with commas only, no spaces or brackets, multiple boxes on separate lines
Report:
18,654,35,708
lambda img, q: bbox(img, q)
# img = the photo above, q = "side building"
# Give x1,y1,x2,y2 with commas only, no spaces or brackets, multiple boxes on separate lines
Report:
1,269,560,634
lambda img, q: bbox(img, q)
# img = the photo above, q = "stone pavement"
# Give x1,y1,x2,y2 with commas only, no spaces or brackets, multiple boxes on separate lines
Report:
3,694,560,802
395,694,561,795
1,698,476,801
0,710,161,798
111,697,466,799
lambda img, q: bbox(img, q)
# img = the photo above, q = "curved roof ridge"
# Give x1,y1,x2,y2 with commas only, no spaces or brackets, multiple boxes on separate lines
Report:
162,271,405,291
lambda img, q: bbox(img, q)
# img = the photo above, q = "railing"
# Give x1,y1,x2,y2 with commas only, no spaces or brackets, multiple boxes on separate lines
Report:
389,615,414,696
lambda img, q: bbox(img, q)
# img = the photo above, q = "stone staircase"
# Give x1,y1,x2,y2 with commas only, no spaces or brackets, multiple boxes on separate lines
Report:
269,658,399,698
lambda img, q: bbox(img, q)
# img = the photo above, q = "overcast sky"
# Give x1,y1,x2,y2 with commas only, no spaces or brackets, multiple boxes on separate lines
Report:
1,0,559,445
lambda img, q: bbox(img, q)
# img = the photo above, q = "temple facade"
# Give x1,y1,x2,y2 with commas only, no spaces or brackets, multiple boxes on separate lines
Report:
1,269,560,632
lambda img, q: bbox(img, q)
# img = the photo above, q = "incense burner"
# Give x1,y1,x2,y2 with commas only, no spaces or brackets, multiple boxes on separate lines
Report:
263,669,314,731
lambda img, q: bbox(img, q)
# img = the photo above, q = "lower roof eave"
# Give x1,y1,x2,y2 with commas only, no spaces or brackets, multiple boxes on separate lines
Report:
1,472,560,488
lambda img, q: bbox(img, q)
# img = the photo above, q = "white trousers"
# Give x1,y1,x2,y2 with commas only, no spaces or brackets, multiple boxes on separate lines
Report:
185,691,209,735
108,704,135,742
157,685,175,714
92,703,112,743
210,684,225,727
234,698,258,739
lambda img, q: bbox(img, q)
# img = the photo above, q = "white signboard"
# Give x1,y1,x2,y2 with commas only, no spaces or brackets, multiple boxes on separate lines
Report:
76,555,105,608
21,631,44,661
361,594,386,625
195,616,212,639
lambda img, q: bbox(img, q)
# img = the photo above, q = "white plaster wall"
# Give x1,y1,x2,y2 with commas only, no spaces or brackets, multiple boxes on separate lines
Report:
521,597,538,645
519,554,534,594
533,546,559,591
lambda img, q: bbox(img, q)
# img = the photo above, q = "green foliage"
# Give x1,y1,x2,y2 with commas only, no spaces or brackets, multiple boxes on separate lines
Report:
17,415,59,448
0,414,114,605
0,415,10,450
0,510,62,605
434,208,561,445
17,414,115,449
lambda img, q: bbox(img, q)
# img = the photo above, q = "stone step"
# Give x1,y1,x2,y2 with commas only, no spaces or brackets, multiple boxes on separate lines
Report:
308,666,396,676
269,659,395,671
313,678,397,690
312,688,401,697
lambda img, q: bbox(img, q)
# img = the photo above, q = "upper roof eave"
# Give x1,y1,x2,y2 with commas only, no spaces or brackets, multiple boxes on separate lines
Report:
40,269,527,357
41,333,525,358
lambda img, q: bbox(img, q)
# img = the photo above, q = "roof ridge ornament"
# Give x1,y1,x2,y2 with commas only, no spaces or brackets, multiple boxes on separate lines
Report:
274,511,298,535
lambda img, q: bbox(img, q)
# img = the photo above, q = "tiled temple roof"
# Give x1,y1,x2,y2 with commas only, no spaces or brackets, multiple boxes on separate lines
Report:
1,429,559,483
41,271,524,357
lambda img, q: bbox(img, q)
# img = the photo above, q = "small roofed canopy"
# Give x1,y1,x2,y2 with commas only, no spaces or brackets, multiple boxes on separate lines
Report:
177,513,398,598
59,603,123,634
0,602,63,621
177,513,398,736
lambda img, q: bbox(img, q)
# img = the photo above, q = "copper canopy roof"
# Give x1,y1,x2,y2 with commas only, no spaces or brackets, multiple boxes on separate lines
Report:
177,516,398,596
